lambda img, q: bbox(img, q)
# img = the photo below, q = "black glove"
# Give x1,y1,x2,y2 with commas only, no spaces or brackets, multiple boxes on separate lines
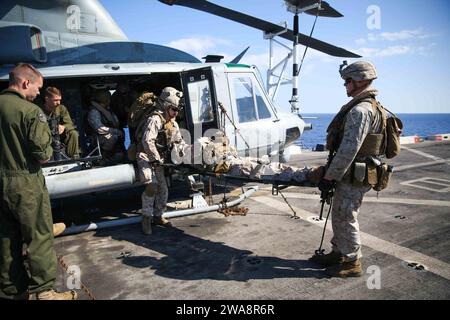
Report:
318,178,335,194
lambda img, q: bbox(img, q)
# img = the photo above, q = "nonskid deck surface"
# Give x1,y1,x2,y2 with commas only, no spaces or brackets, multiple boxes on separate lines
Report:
53,141,450,300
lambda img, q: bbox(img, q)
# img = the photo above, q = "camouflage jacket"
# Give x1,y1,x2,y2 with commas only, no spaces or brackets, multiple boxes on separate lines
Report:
325,87,382,181
0,89,52,175
139,111,186,163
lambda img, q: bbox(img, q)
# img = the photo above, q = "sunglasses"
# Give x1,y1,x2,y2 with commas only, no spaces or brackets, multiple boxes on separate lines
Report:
170,107,180,112
344,78,352,85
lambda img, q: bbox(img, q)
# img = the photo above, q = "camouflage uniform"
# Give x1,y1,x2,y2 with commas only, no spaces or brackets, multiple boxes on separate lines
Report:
136,88,187,231
42,104,80,158
0,89,55,297
195,135,314,184
325,61,382,262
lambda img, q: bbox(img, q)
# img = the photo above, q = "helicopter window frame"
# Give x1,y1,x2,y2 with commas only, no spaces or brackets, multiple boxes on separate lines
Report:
230,73,274,123
186,79,215,125
253,81,273,120
232,75,258,123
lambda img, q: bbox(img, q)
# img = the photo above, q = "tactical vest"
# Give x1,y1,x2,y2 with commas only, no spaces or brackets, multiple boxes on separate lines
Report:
136,111,174,162
326,96,387,158
91,103,120,130
156,113,175,162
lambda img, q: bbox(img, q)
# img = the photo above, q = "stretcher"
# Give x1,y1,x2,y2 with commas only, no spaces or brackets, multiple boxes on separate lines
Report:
172,163,316,196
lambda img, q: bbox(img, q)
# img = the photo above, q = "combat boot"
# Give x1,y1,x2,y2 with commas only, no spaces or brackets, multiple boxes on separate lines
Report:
53,223,66,237
309,251,343,267
141,216,152,235
153,216,172,227
326,259,363,278
35,289,78,300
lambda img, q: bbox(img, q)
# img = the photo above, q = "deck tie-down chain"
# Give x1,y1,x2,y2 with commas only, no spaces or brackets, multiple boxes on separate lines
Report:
218,205,249,217
57,255,96,300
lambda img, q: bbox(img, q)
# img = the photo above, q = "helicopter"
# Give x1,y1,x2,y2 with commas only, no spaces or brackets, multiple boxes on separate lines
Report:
0,0,360,202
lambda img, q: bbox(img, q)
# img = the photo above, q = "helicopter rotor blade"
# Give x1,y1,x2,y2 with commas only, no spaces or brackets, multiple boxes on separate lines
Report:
229,46,250,64
284,0,343,17
159,0,360,58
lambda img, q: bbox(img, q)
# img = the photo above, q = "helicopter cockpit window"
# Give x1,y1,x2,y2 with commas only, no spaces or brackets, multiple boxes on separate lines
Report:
187,80,214,124
233,76,257,123
254,86,272,120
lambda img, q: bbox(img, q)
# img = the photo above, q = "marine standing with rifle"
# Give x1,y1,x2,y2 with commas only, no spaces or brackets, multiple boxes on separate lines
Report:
310,61,386,277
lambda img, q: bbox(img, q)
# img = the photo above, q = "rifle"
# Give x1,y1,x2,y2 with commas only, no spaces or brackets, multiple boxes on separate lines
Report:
318,150,335,219
315,150,336,256
48,115,62,161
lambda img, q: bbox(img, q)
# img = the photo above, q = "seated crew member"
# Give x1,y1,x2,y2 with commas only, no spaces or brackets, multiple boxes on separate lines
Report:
42,87,80,159
87,89,125,164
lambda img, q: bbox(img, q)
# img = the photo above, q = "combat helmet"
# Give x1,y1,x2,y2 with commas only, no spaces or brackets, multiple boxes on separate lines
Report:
159,87,184,111
339,60,377,81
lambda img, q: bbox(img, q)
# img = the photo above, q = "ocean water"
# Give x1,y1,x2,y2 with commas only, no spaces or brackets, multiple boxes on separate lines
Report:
124,113,450,151
297,113,450,150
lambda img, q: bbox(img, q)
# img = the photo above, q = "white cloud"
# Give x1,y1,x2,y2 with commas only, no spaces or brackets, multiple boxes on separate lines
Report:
415,43,437,56
241,47,291,70
355,28,438,56
377,45,412,57
355,38,367,45
241,46,321,75
356,43,438,58
166,36,231,59
356,45,412,57
366,28,435,42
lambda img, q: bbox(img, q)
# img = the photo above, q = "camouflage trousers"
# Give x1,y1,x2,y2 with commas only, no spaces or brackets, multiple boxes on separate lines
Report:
138,164,168,218
224,157,312,184
330,181,371,261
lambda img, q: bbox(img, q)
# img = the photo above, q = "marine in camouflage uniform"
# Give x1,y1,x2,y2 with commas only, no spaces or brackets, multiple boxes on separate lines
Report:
0,64,76,300
87,89,125,164
310,61,385,278
136,87,188,234
41,86,80,158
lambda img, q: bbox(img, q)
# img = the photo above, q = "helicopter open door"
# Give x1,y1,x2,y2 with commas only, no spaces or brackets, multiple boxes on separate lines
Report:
181,67,219,140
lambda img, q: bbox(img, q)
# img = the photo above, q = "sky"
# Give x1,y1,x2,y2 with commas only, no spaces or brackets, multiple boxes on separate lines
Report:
100,0,450,114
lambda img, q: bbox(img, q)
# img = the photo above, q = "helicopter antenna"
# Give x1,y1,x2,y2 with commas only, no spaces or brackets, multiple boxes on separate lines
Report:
159,0,360,113
284,0,342,114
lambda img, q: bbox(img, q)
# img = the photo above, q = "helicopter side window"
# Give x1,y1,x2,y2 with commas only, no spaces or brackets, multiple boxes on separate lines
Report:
187,80,214,124
255,91,272,120
233,76,257,123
